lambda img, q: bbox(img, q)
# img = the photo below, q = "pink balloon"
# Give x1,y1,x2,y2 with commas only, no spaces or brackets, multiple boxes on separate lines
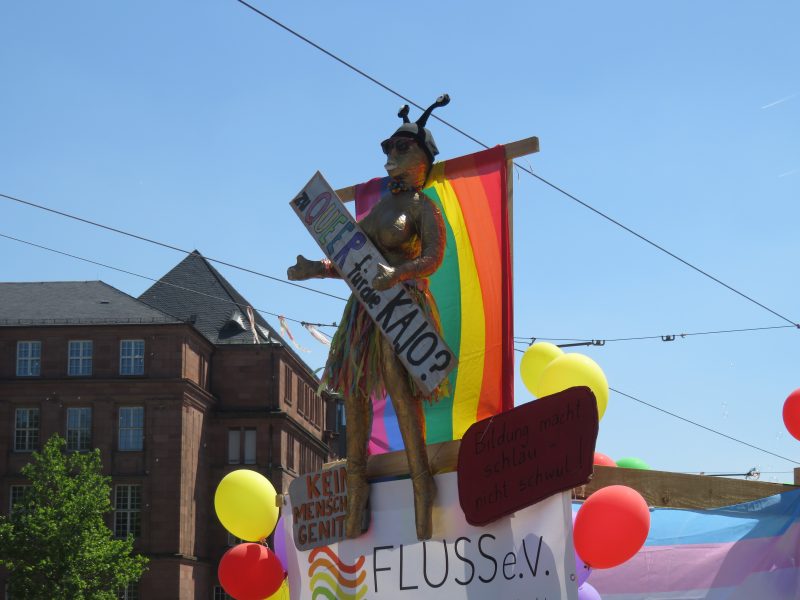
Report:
272,515,288,571
575,548,592,587
571,510,592,586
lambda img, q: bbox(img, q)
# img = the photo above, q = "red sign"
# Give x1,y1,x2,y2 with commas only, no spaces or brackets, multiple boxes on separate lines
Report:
457,387,599,526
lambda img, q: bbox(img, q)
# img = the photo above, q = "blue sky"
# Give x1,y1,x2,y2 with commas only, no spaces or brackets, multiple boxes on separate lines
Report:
2,1,798,481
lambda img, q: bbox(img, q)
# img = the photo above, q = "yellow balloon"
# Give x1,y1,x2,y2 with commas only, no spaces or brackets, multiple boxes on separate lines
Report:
263,578,289,600
214,469,279,541
536,353,609,419
520,342,563,396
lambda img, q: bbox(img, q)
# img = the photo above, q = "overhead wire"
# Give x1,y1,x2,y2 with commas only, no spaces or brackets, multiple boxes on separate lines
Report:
0,192,348,303
4,187,793,346
0,232,337,329
609,387,800,465
513,324,798,346
513,345,796,464
230,0,799,329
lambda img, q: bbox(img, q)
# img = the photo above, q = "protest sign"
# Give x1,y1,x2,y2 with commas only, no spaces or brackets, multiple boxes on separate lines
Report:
458,387,598,526
288,461,360,551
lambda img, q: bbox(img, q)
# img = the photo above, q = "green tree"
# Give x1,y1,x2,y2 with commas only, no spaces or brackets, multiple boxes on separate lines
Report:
0,435,148,599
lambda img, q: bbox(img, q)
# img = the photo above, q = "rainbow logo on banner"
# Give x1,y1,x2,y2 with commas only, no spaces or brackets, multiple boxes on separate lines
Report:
355,146,514,452
308,546,367,600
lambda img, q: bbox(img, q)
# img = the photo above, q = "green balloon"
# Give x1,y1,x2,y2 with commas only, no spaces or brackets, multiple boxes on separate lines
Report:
616,456,651,470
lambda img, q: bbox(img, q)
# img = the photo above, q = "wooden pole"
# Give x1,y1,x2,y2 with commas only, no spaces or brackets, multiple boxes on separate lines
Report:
360,440,798,509
334,136,540,202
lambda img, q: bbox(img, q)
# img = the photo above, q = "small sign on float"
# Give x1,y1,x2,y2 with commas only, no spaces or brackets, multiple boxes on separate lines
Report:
288,461,362,551
457,386,599,526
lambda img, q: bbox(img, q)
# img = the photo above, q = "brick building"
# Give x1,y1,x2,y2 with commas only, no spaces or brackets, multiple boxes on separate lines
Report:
0,252,341,599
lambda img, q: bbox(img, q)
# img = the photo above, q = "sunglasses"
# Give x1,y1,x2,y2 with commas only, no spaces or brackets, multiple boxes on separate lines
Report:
380,137,417,155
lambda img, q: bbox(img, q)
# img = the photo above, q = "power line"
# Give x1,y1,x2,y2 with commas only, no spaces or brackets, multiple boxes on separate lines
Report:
3,188,794,348
683,471,794,475
231,0,799,329
0,232,336,330
0,192,348,303
5,208,789,347
509,347,797,464
610,387,799,465
514,324,798,346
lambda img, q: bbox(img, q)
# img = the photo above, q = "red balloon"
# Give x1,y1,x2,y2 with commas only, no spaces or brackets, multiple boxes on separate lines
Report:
782,389,800,441
218,543,284,600
593,452,617,467
573,485,650,569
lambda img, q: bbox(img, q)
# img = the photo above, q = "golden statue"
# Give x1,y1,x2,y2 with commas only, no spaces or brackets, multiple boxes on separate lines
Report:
288,96,450,540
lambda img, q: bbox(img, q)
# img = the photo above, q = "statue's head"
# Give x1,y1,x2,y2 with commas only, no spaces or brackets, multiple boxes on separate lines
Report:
382,95,449,180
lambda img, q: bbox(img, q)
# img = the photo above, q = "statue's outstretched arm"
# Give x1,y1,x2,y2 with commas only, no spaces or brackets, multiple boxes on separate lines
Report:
287,255,341,281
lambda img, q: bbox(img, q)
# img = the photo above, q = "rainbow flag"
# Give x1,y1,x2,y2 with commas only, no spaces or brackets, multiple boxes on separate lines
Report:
587,489,800,599
354,146,513,453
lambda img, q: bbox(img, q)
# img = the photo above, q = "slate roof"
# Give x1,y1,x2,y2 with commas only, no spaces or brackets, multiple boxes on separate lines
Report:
0,281,179,326
137,251,284,347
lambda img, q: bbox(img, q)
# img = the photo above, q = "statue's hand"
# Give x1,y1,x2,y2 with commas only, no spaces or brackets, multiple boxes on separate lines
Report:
287,255,316,281
371,263,399,291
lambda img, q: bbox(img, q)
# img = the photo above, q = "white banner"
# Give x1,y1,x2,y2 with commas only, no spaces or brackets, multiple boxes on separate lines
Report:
283,472,578,600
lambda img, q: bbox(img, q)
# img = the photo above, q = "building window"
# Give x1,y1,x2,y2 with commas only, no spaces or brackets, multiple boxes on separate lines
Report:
227,428,257,465
284,364,292,405
68,340,93,376
118,407,144,451
16,341,41,377
300,445,323,475
9,485,31,515
119,340,145,376
114,484,142,538
117,582,139,600
227,430,240,464
14,408,39,452
66,407,92,452
286,433,295,473
213,586,232,600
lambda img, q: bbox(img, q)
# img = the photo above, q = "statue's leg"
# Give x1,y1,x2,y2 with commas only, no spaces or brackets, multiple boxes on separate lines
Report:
344,389,371,539
380,337,436,540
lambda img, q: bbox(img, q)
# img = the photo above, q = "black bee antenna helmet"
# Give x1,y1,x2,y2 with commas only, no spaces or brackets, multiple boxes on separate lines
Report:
388,94,450,164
